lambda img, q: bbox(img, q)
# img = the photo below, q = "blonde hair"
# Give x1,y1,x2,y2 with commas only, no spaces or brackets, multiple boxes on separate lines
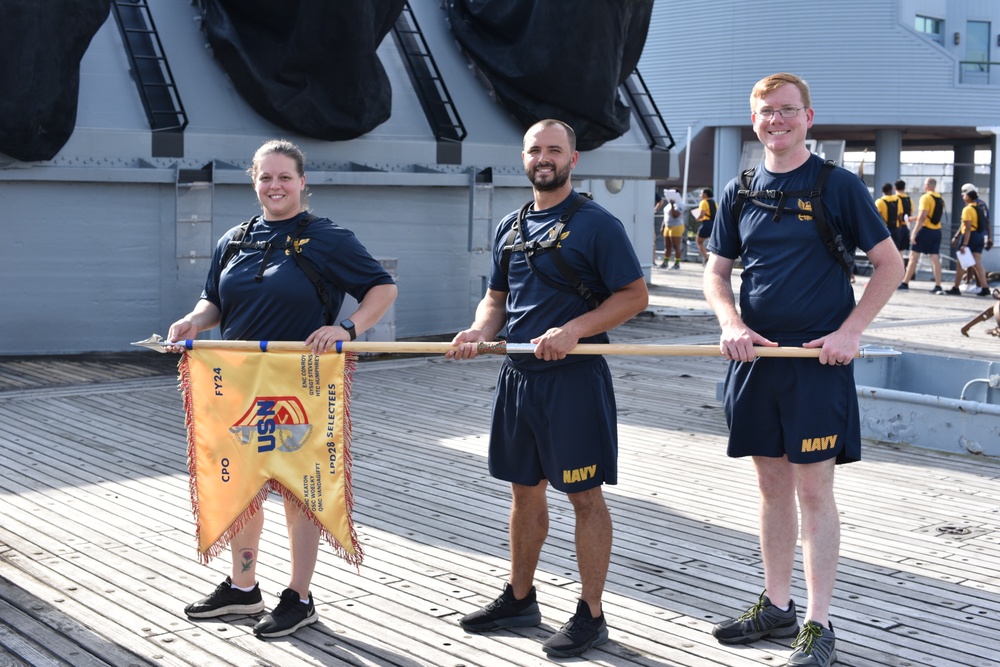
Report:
247,139,306,182
750,73,811,111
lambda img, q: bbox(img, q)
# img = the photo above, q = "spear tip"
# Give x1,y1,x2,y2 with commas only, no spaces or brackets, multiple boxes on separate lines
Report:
131,333,169,353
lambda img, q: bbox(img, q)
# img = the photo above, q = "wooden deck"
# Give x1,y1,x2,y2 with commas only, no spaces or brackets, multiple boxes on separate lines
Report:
2,266,999,667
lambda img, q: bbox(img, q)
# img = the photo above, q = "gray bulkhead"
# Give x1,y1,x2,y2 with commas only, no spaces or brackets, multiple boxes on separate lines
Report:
0,2,658,355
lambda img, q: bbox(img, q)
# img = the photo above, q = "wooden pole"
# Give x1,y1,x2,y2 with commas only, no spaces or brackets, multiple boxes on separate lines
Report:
131,335,899,358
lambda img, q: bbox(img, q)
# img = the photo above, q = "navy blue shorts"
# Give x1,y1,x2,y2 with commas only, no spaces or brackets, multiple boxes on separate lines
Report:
489,358,618,492
912,227,941,255
722,357,861,464
891,226,910,251
697,221,713,239
964,231,986,254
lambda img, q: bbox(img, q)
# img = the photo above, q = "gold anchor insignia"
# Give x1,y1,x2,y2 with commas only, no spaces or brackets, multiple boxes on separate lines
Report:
286,237,311,255
797,198,813,221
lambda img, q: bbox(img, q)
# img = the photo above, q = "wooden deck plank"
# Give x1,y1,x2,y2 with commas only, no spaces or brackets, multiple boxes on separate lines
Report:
2,268,1000,666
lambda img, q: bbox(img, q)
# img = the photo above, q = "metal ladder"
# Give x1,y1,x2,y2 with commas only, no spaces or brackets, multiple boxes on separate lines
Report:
621,69,673,151
467,168,494,315
391,2,466,143
110,0,188,132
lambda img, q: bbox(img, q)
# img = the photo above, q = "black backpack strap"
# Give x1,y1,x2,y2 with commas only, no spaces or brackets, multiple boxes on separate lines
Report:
500,193,605,310
500,200,534,276
975,201,990,230
929,192,945,224
283,214,337,325
731,160,852,276
220,215,275,282
221,213,336,325
529,193,604,309
900,193,912,217
731,167,757,222
220,217,257,270
806,160,854,276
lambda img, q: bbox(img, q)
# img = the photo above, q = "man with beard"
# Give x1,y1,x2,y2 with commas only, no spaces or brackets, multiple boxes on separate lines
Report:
446,119,648,658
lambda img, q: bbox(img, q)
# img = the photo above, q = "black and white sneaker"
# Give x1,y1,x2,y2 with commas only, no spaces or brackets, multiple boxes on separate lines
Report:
184,577,265,618
253,588,318,638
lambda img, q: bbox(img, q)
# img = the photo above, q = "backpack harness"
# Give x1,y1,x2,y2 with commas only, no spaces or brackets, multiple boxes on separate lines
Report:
500,192,607,311
731,159,854,276
972,200,991,233
879,195,899,229
928,192,945,225
898,192,912,222
219,213,336,325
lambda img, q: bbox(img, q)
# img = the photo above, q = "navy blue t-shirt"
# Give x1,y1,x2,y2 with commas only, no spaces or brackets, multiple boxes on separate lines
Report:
202,212,394,341
489,191,643,370
707,155,889,343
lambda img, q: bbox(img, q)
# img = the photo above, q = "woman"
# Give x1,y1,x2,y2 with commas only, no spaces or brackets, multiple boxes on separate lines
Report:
945,186,990,296
660,190,685,269
167,139,397,638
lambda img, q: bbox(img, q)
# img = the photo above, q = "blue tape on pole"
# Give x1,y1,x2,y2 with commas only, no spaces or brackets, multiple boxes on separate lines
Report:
260,340,268,352
336,340,343,353
185,340,193,350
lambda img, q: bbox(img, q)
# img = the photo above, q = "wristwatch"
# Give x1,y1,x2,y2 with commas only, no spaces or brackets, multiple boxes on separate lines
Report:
339,318,357,341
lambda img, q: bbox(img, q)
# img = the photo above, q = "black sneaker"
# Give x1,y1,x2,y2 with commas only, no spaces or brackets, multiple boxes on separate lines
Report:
897,282,908,290
184,577,265,618
712,592,799,645
253,588,318,638
978,287,991,296
930,285,943,294
786,620,837,666
542,599,609,658
459,583,541,632
945,287,962,295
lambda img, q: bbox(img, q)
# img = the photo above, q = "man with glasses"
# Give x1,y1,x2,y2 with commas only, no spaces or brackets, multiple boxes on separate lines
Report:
703,73,903,667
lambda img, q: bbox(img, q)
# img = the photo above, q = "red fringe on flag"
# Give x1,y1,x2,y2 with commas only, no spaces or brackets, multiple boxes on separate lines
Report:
178,351,362,568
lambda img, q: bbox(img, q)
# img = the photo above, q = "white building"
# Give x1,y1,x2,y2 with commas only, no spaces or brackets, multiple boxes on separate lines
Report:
640,0,999,270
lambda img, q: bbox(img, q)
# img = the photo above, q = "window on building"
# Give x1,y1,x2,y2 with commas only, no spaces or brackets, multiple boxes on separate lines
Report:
961,20,992,83
915,15,943,44
966,21,991,63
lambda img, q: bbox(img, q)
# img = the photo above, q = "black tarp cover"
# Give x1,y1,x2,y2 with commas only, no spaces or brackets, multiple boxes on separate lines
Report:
445,0,653,151
199,0,405,142
0,0,111,162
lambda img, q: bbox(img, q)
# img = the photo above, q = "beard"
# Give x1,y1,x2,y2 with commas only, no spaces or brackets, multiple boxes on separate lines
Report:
527,162,572,192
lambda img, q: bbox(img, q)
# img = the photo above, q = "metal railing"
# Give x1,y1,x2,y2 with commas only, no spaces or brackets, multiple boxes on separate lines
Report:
959,61,1000,85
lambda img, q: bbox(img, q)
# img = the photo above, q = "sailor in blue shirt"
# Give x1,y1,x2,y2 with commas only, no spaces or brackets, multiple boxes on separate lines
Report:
446,119,647,658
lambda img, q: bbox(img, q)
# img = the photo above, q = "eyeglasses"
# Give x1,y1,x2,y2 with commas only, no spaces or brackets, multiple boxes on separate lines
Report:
755,106,806,120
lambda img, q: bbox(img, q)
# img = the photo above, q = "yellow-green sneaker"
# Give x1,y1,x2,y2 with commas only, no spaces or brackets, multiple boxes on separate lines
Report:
712,591,799,644
787,620,837,666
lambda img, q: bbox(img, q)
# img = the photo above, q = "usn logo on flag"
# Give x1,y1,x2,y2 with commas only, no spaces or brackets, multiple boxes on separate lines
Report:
230,396,314,453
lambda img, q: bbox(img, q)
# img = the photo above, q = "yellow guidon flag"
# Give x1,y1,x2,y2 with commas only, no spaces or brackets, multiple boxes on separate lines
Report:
179,347,361,567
